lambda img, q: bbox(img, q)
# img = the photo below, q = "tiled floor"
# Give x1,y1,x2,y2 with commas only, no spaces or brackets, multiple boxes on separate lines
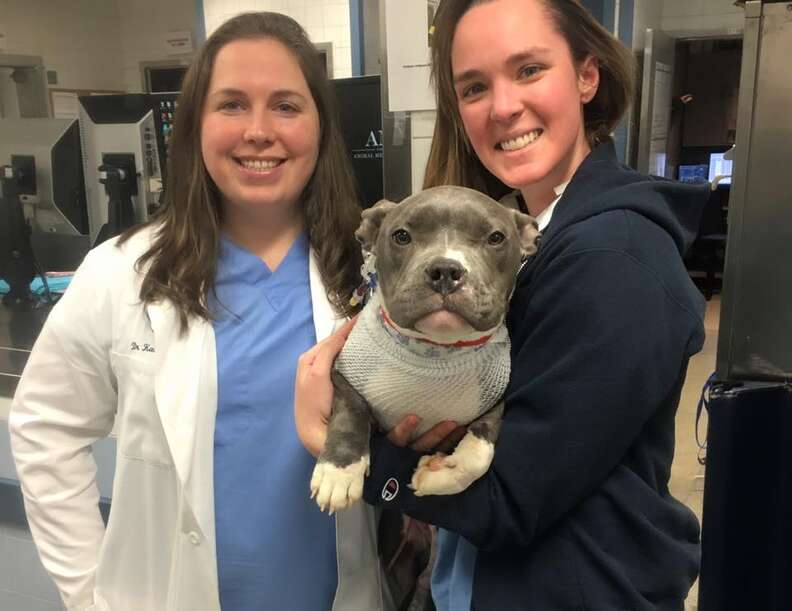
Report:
0,520,64,610
672,295,720,611
0,432,114,610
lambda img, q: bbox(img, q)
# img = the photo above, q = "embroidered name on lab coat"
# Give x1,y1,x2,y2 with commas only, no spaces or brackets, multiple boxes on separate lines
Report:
130,342,155,353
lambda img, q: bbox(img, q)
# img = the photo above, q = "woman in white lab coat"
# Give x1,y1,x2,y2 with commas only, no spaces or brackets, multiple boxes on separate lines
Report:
9,12,391,611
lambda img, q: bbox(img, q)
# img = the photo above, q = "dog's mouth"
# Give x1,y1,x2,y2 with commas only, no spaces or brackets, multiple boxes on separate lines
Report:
413,308,473,338
384,305,495,346
380,280,506,340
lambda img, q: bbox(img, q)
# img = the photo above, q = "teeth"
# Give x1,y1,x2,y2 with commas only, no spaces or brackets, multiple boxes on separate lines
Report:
500,130,541,152
240,159,281,171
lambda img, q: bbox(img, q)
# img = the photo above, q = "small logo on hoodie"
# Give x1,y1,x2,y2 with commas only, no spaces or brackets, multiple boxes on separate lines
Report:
382,478,399,501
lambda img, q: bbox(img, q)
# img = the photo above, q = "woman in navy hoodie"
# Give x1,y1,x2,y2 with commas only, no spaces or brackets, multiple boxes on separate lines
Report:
297,1,710,609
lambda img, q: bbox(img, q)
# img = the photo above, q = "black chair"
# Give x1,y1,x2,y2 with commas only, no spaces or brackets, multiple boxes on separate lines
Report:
685,185,729,300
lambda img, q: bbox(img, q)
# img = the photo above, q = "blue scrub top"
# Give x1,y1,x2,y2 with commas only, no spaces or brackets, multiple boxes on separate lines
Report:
432,527,477,611
211,234,337,611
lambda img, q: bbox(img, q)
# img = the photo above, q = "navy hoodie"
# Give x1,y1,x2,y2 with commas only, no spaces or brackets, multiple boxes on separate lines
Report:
363,141,710,610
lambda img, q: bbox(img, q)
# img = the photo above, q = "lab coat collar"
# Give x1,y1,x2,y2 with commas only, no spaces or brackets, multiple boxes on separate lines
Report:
145,298,216,540
309,248,340,342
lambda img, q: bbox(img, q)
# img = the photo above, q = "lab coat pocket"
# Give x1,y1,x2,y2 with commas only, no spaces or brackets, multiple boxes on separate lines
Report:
111,351,174,468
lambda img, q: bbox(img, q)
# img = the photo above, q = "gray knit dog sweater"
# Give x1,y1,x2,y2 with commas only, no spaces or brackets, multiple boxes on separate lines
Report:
334,291,511,438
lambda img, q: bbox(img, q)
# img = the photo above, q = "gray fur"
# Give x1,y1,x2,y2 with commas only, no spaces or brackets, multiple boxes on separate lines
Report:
468,400,505,444
319,370,372,468
315,186,538,503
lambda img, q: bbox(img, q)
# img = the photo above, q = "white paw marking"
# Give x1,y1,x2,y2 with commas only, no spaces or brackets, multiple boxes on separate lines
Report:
410,433,494,496
311,455,370,514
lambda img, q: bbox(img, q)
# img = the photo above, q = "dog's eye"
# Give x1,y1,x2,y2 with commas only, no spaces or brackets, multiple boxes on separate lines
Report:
488,231,506,245
392,229,412,245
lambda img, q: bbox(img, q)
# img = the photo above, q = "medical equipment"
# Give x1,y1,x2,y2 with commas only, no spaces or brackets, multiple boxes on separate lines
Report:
79,94,170,245
0,118,90,271
0,162,37,306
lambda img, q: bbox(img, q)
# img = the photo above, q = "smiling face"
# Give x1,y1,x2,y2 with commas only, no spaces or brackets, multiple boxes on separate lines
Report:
200,37,320,223
451,0,599,209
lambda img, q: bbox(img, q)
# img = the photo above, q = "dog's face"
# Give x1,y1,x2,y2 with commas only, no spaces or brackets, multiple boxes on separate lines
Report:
356,186,539,341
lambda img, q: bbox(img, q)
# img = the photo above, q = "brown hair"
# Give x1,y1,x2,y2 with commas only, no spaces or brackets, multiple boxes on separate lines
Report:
424,0,635,192
119,12,362,330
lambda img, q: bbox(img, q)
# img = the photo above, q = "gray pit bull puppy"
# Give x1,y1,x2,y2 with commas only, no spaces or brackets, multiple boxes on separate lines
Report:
311,186,539,513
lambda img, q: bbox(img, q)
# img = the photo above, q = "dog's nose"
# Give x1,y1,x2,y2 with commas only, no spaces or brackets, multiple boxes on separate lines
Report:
425,259,467,295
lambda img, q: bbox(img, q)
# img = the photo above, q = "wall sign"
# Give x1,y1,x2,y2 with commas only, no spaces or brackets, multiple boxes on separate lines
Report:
163,30,193,56
384,0,436,112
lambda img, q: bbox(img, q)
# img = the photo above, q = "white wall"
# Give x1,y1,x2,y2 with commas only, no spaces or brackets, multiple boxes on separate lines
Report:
203,0,353,78
2,0,196,95
411,110,436,194
1,0,125,91
632,0,743,51
661,0,745,38
632,0,663,51
117,0,196,93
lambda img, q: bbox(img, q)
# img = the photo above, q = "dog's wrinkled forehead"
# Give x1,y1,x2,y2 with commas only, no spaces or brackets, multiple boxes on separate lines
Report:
382,187,507,235
356,185,538,260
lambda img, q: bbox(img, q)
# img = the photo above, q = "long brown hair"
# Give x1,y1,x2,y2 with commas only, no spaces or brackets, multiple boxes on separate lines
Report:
423,0,635,191
119,12,362,330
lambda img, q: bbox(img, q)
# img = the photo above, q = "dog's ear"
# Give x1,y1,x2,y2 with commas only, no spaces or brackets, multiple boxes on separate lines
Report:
355,199,398,253
510,209,540,258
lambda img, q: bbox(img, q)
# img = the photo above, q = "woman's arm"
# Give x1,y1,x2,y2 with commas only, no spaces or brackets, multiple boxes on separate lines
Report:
9,249,118,610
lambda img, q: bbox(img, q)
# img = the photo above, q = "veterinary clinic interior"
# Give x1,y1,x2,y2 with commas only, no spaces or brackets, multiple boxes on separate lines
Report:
1,1,790,610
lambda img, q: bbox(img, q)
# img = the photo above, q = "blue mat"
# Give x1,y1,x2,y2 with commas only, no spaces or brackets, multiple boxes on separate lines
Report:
0,275,73,296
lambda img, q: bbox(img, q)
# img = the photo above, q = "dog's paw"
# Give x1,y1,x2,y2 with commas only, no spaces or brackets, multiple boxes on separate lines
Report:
410,433,494,496
310,455,369,514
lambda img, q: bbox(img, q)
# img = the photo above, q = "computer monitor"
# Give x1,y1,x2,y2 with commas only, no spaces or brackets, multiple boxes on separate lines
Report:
0,118,87,235
678,164,709,184
332,75,384,209
0,118,90,270
708,152,733,185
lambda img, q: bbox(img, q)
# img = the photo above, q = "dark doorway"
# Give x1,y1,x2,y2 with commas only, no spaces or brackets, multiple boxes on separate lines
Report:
146,67,187,93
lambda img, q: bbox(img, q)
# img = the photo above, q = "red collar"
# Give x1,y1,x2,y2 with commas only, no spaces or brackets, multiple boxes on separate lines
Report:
380,307,493,348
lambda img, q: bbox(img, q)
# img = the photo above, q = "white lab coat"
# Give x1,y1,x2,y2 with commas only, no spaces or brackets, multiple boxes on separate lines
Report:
9,227,390,611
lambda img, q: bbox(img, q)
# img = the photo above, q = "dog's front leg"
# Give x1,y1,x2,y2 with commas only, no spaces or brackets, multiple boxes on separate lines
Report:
311,370,372,513
411,400,504,496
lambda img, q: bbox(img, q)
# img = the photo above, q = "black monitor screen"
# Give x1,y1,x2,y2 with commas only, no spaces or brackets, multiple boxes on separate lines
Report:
678,145,733,176
332,75,383,209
